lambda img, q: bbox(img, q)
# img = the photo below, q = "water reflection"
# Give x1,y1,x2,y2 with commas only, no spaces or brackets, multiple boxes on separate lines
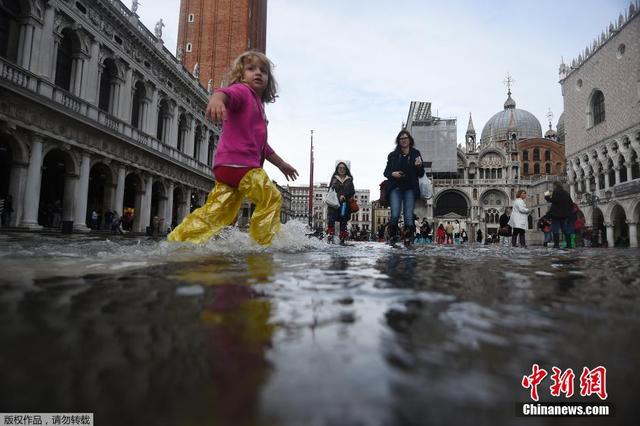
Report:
1,234,640,425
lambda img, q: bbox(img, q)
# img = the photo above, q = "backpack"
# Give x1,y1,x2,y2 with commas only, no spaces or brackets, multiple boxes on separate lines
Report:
572,203,585,231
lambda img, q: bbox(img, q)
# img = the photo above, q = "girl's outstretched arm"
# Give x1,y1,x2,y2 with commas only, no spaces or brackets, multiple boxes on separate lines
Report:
266,153,299,181
205,92,228,123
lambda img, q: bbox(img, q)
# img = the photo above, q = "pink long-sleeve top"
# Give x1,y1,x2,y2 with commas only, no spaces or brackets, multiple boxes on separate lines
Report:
213,83,275,168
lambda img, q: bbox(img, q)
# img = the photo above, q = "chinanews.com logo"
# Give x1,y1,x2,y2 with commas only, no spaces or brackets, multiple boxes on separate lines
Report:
516,364,615,417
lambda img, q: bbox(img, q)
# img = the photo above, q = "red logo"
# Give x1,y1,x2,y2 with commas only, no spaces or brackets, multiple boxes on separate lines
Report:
521,365,607,401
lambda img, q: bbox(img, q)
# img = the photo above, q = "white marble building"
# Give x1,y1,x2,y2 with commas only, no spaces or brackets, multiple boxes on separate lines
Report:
0,0,219,232
559,2,640,247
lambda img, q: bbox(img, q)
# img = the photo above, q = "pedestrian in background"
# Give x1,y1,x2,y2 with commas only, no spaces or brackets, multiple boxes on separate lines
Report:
509,190,529,248
544,181,573,249
326,161,355,245
499,207,512,247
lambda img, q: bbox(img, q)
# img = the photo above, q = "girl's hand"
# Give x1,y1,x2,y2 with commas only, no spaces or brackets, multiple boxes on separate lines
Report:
279,162,299,181
392,171,404,178
205,93,227,123
415,156,423,167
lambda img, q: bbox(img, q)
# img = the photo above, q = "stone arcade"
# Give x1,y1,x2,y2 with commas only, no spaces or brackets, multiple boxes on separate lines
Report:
0,0,219,233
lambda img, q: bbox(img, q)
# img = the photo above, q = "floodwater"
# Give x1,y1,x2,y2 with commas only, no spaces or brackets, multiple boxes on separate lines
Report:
0,222,639,426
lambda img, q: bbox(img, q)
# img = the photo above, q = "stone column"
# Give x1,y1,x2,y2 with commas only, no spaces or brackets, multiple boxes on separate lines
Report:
569,180,576,200
38,5,56,79
109,78,121,117
628,221,638,248
114,166,126,216
147,89,159,136
625,162,633,182
183,188,192,219
169,106,179,149
605,223,614,248
70,54,87,97
50,33,61,83
119,66,133,122
594,174,601,194
604,171,610,189
165,181,174,228
140,175,153,231
614,167,621,186
84,40,101,104
187,117,196,157
8,161,28,227
17,18,36,71
20,136,44,228
73,152,91,232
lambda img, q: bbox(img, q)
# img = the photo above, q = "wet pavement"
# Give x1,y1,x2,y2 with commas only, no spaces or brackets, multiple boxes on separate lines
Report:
0,224,639,426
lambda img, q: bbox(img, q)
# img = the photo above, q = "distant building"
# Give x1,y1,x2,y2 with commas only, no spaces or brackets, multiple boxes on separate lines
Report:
405,94,566,242
559,2,640,247
405,102,457,174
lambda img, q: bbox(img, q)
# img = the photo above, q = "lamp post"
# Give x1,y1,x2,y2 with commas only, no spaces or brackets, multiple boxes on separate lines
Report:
308,130,314,228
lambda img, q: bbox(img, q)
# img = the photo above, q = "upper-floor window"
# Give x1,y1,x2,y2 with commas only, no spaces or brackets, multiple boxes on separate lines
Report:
533,148,540,161
185,43,192,52
522,150,528,161
544,150,551,161
591,90,605,125
188,14,195,22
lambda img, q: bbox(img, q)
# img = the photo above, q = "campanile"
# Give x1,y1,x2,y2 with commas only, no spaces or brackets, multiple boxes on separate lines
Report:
177,0,267,88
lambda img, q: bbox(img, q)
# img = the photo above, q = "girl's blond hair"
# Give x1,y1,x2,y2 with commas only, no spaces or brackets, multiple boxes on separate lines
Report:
516,189,527,198
225,51,278,103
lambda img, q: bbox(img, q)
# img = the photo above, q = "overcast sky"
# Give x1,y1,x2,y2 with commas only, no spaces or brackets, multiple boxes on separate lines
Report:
138,0,630,195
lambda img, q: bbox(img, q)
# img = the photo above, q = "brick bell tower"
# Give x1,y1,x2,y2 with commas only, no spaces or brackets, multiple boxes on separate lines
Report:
177,0,268,89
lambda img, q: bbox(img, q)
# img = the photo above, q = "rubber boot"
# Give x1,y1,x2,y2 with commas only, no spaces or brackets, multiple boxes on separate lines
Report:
568,234,575,249
339,230,348,246
327,226,335,244
404,227,415,247
553,233,560,248
388,224,398,246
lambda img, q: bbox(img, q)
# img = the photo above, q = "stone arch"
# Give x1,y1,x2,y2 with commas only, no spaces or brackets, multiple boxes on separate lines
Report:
88,162,114,228
39,148,77,227
131,79,147,129
434,189,470,217
177,111,188,152
156,97,171,142
54,27,84,92
151,180,168,228
172,185,186,227
193,123,203,161
0,0,25,62
610,203,628,247
123,172,144,232
586,88,606,128
479,188,510,206
98,57,121,113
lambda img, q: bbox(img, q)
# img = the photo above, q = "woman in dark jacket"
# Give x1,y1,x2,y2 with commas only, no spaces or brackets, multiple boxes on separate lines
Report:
545,181,573,248
327,161,355,244
383,130,425,246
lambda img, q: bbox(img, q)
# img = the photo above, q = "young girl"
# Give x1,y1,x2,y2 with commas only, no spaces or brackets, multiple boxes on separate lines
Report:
168,51,298,245
326,162,355,245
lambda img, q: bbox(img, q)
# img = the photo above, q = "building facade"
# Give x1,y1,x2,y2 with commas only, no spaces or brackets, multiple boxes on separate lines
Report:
0,0,219,233
412,95,566,242
177,0,267,88
559,2,640,247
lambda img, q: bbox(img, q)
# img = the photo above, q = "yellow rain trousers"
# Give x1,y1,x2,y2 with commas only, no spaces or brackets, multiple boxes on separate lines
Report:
167,168,282,245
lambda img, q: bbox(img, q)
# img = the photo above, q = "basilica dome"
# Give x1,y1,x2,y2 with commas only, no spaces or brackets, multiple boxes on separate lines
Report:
556,112,565,144
480,92,542,144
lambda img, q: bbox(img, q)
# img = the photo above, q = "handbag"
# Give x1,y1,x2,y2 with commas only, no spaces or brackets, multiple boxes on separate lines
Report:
419,174,433,200
324,188,340,208
379,180,390,207
498,225,511,236
348,197,359,213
